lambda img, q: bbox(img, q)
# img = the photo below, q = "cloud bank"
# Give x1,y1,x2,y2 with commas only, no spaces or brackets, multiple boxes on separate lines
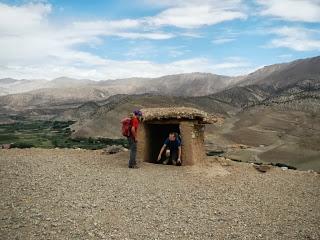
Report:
0,1,319,80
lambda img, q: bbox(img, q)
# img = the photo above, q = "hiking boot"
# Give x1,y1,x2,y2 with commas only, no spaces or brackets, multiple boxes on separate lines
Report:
129,165,139,169
172,160,177,166
163,159,169,165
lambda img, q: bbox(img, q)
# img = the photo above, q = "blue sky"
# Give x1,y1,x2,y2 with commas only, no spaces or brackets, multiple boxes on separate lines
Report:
0,0,319,80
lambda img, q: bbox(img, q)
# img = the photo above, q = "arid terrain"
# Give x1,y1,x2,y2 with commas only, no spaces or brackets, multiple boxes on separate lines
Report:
1,57,319,171
0,149,319,240
207,107,320,171
0,57,319,240
1,1,320,239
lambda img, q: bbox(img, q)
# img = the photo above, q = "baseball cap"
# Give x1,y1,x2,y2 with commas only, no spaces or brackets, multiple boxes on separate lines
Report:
133,110,142,116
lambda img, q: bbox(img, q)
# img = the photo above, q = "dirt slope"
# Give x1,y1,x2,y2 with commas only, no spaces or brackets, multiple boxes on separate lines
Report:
238,56,320,88
207,107,320,171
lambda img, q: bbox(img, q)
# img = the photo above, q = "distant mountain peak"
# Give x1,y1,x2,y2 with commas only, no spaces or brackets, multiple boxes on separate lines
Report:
0,78,19,84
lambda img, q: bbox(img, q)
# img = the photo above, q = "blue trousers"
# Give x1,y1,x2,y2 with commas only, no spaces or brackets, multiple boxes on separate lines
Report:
128,137,137,167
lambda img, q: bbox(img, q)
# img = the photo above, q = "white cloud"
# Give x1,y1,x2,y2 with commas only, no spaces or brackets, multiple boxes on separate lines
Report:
277,54,293,60
0,56,254,80
211,28,240,45
267,26,320,51
71,19,173,39
257,0,320,22
143,0,247,29
67,19,175,41
0,2,51,34
180,31,203,38
0,3,174,73
148,5,246,28
212,37,235,44
114,32,174,40
0,2,253,80
143,0,244,8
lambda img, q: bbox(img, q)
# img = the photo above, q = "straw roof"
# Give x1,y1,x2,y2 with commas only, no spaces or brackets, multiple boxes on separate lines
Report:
140,107,216,123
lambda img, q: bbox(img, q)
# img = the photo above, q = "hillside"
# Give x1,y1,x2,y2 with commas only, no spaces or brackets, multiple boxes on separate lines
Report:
59,94,231,139
238,56,320,89
202,56,320,110
1,56,319,111
0,73,233,109
0,56,319,170
94,73,233,96
0,78,46,96
0,87,111,110
4,90,317,171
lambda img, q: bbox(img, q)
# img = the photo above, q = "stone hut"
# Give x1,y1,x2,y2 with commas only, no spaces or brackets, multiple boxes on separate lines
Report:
136,107,214,166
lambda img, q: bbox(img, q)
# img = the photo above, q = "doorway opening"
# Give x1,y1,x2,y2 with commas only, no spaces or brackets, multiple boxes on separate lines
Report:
145,123,180,163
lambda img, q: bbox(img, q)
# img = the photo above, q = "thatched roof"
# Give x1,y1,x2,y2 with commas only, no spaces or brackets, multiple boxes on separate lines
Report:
141,107,217,124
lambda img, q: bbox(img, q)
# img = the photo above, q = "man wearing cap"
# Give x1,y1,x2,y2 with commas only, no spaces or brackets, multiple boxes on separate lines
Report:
128,110,142,168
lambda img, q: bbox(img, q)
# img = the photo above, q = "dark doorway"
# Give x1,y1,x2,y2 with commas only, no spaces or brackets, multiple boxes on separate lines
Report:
145,123,180,163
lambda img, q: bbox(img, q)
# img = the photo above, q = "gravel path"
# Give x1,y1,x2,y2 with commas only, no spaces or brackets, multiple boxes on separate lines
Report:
1,149,319,240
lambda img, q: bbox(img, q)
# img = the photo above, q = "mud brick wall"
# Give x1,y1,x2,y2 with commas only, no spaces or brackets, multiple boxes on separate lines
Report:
180,121,206,165
192,124,206,165
136,122,147,164
179,121,193,165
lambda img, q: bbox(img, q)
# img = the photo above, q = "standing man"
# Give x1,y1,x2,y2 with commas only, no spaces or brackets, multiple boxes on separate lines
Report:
157,132,182,166
128,110,142,168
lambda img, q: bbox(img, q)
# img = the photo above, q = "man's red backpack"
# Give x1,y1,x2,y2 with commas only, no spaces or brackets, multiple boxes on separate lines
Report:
121,117,132,137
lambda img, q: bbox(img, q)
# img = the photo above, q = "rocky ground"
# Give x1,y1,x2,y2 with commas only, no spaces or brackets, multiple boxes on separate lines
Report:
206,108,320,171
0,148,319,240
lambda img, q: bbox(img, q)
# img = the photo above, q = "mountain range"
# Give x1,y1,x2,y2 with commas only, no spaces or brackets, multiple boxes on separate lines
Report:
1,56,319,108
0,56,319,170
